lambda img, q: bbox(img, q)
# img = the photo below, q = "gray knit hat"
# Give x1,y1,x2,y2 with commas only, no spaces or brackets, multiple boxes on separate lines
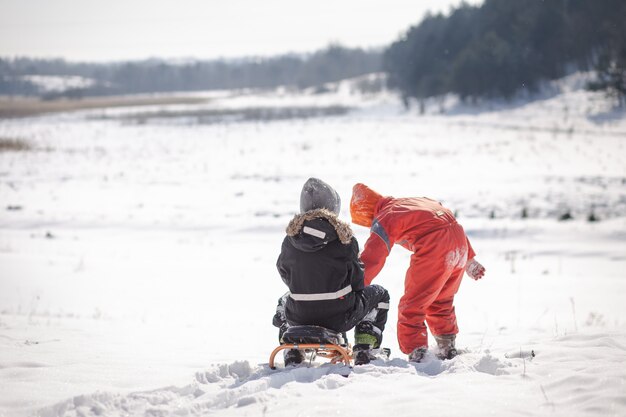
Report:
299,178,341,215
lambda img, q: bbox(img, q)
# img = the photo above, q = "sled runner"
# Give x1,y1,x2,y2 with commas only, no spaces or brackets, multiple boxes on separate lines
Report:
269,325,352,369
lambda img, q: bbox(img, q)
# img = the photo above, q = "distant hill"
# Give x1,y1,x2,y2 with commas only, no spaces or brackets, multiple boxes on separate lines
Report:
0,45,382,99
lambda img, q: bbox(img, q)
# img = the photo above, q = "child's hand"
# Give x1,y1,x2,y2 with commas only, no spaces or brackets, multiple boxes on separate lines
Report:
466,259,485,280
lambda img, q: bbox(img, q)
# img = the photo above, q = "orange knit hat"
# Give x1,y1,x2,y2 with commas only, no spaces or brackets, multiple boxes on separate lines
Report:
350,183,383,227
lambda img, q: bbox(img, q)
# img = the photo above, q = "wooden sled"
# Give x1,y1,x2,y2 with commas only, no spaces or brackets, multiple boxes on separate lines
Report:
269,325,352,369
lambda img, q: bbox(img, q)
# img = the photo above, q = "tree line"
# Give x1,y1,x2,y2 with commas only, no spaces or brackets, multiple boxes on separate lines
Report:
384,0,626,105
1,1,624,104
0,45,382,98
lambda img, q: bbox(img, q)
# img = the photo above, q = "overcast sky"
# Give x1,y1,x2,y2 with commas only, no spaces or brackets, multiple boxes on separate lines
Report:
0,0,482,62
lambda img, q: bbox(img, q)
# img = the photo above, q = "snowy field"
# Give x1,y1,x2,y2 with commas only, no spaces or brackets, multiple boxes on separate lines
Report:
1,75,625,417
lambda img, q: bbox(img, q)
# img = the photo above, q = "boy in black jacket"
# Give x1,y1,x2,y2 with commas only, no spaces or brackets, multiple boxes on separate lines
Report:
272,178,390,366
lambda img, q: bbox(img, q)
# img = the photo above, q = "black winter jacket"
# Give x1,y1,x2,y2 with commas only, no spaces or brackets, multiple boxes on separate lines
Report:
277,209,365,332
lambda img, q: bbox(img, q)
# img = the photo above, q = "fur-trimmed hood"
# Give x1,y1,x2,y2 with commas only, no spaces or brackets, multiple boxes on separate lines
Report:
286,208,353,245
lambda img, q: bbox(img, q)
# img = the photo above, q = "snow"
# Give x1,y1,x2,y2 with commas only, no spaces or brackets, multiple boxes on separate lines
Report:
1,74,626,417
18,76,97,93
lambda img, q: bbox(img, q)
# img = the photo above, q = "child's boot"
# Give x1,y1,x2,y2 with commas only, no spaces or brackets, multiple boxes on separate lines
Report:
283,349,304,366
353,328,380,365
434,334,457,360
408,346,428,363
353,344,375,366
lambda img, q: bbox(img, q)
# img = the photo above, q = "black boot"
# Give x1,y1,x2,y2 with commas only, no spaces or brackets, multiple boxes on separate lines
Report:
408,347,428,363
283,349,304,366
353,344,374,366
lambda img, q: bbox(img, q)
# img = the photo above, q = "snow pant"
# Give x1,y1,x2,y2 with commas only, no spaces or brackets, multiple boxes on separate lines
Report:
397,223,469,354
273,284,390,348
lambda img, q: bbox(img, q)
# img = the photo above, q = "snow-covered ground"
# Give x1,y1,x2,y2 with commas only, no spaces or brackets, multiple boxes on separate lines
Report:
1,76,625,417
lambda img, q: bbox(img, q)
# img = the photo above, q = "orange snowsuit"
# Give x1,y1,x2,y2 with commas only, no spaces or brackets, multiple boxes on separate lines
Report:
359,196,475,354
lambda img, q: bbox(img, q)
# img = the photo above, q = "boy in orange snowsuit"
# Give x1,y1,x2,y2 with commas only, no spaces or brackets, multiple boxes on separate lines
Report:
350,183,485,362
